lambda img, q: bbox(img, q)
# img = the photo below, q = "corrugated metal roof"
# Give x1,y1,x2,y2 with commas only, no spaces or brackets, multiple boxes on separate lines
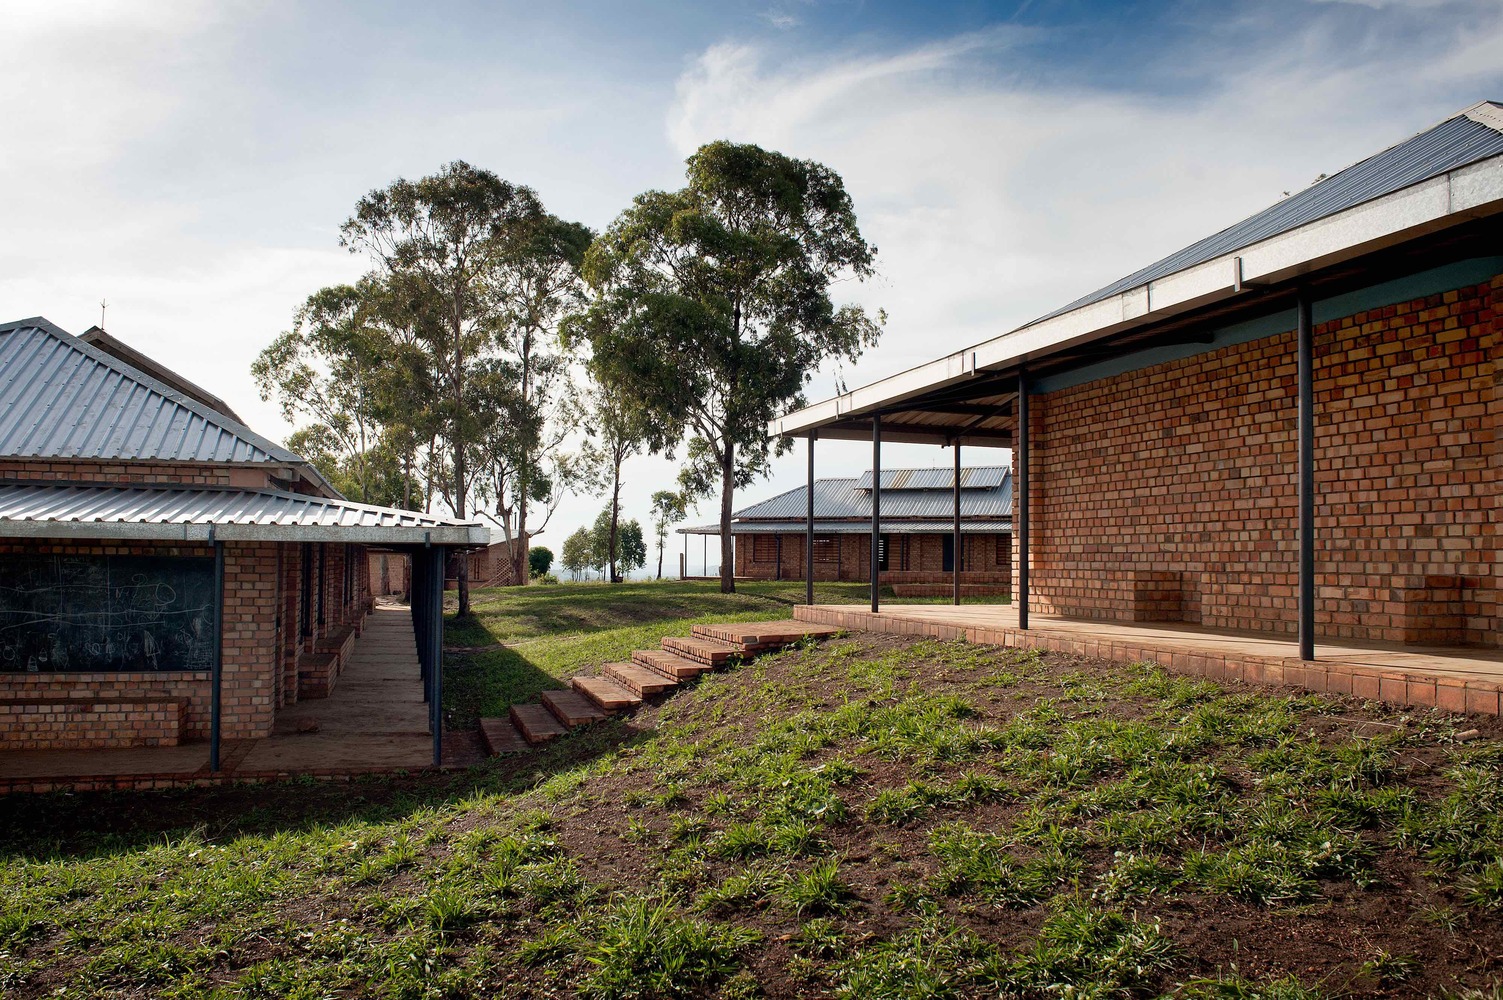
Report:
0,483,489,545
853,467,1007,491
724,467,1012,523
0,317,301,465
1033,104,1503,324
679,519,1009,536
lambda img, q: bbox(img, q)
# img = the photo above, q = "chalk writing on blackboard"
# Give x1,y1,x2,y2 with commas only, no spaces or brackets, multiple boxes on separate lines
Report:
0,555,215,673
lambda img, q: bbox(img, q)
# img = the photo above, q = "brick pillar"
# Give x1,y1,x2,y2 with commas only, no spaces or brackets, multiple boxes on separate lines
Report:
220,542,278,738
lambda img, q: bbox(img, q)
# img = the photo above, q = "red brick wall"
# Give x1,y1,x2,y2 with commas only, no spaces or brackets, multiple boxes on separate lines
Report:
0,538,283,743
0,459,247,486
735,531,1012,584
1017,273,1501,647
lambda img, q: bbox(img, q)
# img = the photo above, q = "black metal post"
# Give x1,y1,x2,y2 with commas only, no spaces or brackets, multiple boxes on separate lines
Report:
414,547,429,702
430,547,445,767
871,413,882,613
953,439,962,606
806,432,816,607
1017,370,1030,630
209,532,224,772
1297,296,1315,661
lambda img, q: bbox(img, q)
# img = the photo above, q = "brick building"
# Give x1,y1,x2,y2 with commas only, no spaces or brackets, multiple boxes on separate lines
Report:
684,467,1011,596
0,318,485,764
770,101,1503,654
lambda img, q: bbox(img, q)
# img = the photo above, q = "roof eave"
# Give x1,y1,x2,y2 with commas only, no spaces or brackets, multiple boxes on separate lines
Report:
770,153,1503,439
0,519,489,546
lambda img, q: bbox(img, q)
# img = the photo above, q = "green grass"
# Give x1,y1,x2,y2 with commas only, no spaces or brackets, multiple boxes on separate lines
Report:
0,584,1498,998
443,578,1004,725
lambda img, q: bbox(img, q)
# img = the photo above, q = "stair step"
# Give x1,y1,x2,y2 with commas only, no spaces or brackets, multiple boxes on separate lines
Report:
601,661,679,698
691,620,841,650
479,717,528,755
542,688,612,727
632,648,715,681
661,635,741,666
573,675,642,711
509,703,568,745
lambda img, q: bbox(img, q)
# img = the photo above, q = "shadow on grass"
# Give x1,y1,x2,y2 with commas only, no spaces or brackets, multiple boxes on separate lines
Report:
0,715,656,862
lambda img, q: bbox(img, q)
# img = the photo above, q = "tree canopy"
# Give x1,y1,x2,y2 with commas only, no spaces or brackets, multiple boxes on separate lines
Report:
567,141,881,592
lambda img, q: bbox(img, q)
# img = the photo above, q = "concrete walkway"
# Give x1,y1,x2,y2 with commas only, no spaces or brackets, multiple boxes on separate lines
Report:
797,603,1503,716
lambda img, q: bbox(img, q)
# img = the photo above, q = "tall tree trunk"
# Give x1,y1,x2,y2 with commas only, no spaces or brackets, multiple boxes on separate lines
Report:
656,534,664,580
454,450,470,616
608,455,621,583
515,494,529,586
719,442,735,594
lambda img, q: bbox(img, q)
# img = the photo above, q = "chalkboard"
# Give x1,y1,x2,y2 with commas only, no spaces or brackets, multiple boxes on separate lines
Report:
0,554,215,673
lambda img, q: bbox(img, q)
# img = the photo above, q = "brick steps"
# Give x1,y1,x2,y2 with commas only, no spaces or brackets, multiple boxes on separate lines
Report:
541,689,611,727
602,661,679,697
690,620,840,649
509,703,568,745
632,648,715,681
573,675,642,711
661,635,741,667
476,619,835,759
480,717,528,755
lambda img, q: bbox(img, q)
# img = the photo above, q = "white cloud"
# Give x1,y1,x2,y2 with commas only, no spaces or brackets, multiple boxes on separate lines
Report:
662,3,1503,510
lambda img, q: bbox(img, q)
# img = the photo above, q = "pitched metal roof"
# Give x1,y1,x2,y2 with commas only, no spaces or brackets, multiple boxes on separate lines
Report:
681,466,1012,534
0,482,489,545
0,317,300,465
771,100,1503,445
1033,103,1503,324
853,466,1007,491
680,519,1009,536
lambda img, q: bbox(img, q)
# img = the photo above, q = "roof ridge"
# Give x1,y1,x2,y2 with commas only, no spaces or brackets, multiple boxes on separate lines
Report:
0,317,336,496
1464,101,1503,134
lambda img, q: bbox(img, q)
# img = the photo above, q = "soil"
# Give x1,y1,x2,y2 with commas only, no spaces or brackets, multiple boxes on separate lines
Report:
4,633,1503,998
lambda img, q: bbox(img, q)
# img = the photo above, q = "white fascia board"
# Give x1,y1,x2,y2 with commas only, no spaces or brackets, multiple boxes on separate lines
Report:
770,154,1503,438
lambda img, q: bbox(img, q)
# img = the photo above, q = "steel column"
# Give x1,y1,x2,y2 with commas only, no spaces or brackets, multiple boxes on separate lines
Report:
209,532,224,772
953,439,962,606
1017,370,1030,630
871,413,882,613
1297,296,1315,661
430,547,445,767
806,432,816,607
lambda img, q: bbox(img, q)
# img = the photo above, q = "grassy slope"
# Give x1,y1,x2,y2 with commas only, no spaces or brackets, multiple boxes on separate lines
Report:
442,579,1004,726
1,586,1501,999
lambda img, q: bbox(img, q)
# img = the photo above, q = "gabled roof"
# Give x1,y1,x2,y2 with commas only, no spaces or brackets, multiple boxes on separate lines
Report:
853,467,1007,491
0,317,299,466
682,466,1012,534
0,482,489,545
79,326,244,422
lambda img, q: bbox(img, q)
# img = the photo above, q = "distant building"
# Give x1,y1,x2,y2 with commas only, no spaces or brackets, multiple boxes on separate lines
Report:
682,467,1011,596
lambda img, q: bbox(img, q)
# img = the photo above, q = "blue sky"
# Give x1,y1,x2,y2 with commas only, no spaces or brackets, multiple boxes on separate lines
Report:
3,0,1500,573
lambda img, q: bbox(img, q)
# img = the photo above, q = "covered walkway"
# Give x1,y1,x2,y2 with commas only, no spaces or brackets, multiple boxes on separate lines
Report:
0,603,445,793
795,603,1503,716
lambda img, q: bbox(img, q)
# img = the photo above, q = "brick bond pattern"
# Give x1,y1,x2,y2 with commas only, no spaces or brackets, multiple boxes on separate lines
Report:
0,535,371,748
736,531,1012,586
1018,274,1501,647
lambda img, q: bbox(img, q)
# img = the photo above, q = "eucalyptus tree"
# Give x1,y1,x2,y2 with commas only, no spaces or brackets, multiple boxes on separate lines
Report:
649,490,687,580
492,215,595,585
340,161,547,614
569,141,882,592
575,394,651,584
253,282,389,502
